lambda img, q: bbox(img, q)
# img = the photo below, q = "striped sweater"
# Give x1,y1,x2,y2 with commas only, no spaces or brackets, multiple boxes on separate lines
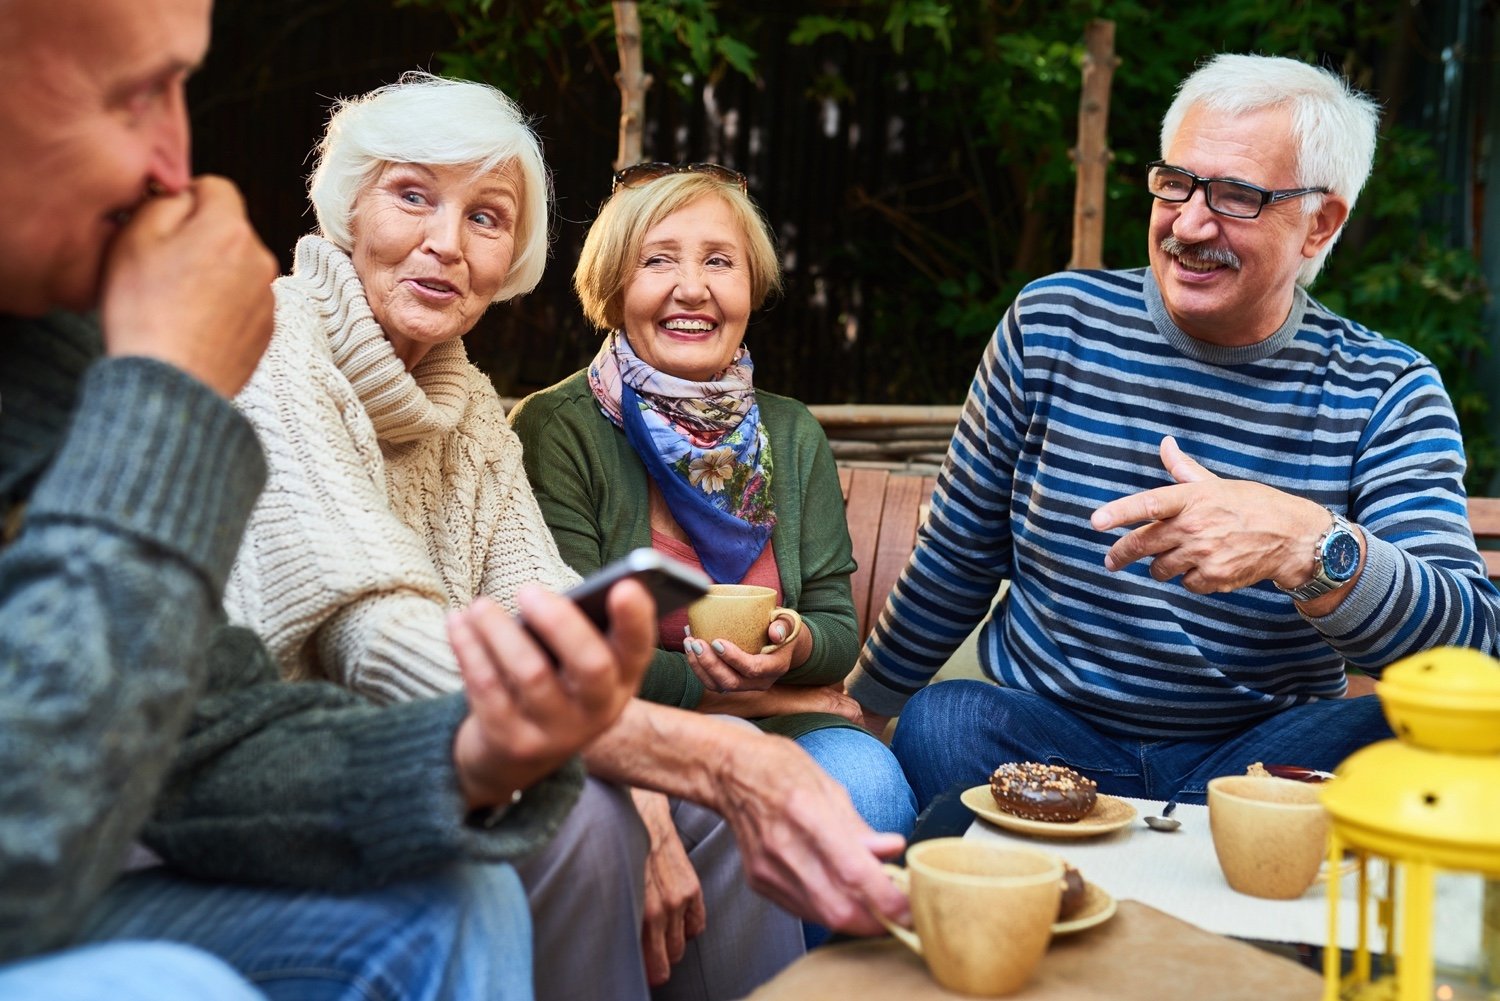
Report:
848,268,1499,738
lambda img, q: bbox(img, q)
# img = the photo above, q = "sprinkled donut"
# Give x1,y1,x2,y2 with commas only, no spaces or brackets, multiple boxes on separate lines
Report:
989,762,1098,823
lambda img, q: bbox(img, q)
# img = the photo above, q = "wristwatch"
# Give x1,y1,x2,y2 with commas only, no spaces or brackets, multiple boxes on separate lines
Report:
1277,509,1361,602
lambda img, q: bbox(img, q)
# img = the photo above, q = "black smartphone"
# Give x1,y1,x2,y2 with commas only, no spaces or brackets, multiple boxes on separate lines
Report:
560,548,711,632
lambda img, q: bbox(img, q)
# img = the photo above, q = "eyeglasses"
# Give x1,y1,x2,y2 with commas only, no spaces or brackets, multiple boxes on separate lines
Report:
610,161,748,196
1145,160,1330,220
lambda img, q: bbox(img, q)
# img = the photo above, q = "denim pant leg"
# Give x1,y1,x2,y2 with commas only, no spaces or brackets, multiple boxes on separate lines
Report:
795,726,918,839
792,725,918,949
0,941,264,1001
77,864,531,1001
1165,695,1394,802
890,680,1149,811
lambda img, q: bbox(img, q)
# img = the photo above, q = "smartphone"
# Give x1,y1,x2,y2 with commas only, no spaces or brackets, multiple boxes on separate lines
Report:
560,548,711,632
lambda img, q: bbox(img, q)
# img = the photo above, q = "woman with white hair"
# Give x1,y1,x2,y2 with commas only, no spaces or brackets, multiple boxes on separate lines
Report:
225,75,842,1001
226,73,576,698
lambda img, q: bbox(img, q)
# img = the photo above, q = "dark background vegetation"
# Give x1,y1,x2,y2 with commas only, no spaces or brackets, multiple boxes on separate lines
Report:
190,0,1499,491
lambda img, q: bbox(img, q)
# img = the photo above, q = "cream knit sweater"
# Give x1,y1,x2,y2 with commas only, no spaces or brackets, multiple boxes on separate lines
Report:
225,235,579,703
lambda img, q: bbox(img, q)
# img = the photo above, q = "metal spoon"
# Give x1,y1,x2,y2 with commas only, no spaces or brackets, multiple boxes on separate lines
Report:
1143,800,1181,832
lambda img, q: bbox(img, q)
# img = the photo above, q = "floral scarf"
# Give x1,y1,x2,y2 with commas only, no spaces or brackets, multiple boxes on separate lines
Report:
588,331,775,583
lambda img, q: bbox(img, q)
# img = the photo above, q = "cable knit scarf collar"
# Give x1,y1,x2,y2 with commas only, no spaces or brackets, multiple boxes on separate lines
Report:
292,234,470,445
588,330,774,583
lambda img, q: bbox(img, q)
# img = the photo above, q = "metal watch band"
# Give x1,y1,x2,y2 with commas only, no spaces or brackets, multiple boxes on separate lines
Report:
1277,510,1356,602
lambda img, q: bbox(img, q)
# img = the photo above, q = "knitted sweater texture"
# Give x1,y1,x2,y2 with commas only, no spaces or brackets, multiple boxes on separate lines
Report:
226,235,578,703
0,310,579,963
848,268,1500,737
510,369,860,739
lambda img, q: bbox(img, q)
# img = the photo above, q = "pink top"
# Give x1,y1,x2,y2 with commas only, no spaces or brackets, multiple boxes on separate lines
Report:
652,530,781,651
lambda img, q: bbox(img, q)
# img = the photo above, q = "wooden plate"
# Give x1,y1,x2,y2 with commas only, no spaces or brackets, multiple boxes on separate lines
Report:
1054,880,1117,935
960,785,1138,838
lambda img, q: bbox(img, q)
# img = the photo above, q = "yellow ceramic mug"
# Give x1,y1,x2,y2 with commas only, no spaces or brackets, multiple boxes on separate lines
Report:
1208,775,1329,899
879,839,1061,996
686,584,802,655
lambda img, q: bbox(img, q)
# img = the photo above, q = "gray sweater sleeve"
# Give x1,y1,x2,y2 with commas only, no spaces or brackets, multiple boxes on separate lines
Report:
0,353,267,962
145,624,583,889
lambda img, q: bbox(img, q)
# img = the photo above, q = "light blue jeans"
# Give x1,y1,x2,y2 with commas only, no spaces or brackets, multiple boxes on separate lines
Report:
0,941,263,1000
892,679,1394,813
75,864,531,1001
794,725,916,948
795,726,917,839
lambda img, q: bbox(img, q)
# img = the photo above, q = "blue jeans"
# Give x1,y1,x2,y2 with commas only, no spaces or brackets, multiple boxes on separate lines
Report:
795,726,917,839
0,941,263,1000
794,726,917,949
76,864,531,1001
891,680,1393,812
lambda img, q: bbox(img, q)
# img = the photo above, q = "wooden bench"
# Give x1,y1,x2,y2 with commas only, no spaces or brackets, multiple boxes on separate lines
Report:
1470,496,1500,582
838,466,937,642
836,465,1500,700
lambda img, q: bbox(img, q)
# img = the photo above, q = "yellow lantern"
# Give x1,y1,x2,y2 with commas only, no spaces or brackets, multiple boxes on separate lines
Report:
1321,646,1500,1001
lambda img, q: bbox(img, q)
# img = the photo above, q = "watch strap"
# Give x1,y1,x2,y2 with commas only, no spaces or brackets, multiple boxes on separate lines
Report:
1277,510,1356,602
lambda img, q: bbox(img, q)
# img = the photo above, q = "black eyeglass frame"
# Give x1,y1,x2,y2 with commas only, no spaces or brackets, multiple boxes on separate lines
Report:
1145,160,1330,220
610,161,749,196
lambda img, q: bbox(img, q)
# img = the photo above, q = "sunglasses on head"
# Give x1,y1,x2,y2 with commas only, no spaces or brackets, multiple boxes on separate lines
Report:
610,161,748,196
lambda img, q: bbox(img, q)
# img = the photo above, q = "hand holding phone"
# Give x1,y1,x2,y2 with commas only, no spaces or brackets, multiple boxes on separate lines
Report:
560,549,711,631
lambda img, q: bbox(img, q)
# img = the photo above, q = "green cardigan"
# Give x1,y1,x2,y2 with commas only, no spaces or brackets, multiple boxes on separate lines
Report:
510,370,860,739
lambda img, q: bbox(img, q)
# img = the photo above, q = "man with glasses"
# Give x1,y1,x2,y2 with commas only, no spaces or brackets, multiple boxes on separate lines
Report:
850,53,1500,812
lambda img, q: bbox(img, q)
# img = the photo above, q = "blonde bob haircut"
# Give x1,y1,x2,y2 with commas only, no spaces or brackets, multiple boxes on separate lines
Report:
574,172,782,331
307,71,551,303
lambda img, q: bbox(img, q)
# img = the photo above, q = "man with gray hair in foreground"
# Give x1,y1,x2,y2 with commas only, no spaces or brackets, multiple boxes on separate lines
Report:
0,0,656,997
851,53,1500,811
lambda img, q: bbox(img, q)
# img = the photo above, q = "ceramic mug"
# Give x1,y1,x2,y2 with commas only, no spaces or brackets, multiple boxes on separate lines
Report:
879,838,1062,996
686,584,802,655
1208,775,1329,899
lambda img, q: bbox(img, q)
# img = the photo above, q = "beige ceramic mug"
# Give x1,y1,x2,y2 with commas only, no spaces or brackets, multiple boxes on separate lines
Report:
1208,775,1329,899
686,584,802,655
879,839,1061,997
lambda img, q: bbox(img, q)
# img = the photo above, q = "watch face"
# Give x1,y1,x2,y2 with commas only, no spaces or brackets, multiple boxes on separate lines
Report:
1322,528,1361,582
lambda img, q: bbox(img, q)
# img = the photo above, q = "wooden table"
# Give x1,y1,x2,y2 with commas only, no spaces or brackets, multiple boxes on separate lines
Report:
744,900,1322,1000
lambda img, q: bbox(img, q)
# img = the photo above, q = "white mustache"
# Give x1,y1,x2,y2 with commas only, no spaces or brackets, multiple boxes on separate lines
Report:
1161,236,1241,271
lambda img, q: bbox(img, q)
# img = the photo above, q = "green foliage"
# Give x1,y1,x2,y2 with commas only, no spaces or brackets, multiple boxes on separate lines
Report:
398,0,1494,488
1315,127,1495,487
394,0,758,95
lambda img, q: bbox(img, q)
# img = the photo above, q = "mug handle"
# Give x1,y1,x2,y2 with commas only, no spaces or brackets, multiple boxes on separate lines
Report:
877,864,923,956
758,608,804,654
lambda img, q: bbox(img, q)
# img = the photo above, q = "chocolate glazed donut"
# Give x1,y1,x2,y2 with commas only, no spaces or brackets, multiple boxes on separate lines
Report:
988,762,1098,823
1057,864,1088,920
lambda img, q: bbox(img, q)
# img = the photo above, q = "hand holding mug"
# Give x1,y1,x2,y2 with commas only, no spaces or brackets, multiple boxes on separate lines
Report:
683,584,804,692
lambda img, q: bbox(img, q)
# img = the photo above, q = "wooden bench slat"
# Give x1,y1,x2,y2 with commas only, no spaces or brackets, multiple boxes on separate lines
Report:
843,468,891,640
1467,498,1500,583
1468,497,1500,534
865,475,928,637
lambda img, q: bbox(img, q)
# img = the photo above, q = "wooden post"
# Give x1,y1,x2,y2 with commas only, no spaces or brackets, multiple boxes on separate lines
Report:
1068,19,1118,270
612,1,652,171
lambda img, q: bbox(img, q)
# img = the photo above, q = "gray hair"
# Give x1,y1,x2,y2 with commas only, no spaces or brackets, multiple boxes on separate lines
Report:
307,72,551,302
1160,54,1380,286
